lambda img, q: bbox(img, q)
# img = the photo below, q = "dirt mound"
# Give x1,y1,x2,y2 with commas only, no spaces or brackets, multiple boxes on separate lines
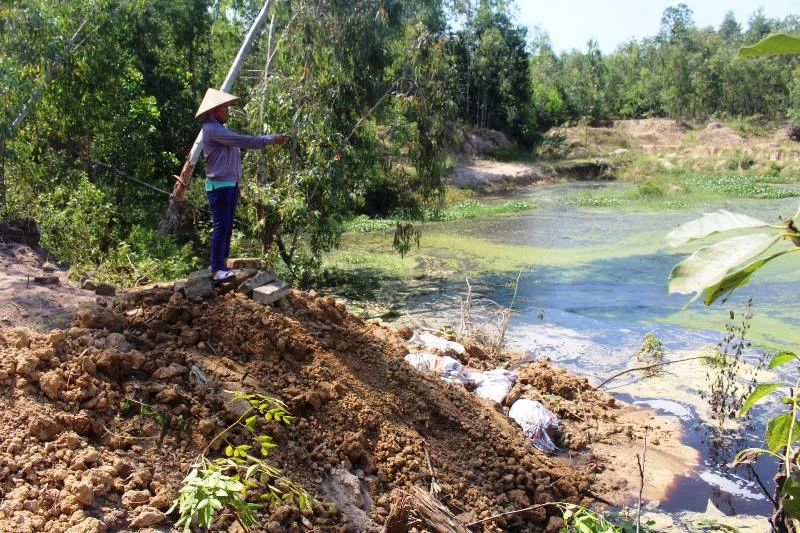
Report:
695,121,746,147
0,282,604,532
613,119,688,150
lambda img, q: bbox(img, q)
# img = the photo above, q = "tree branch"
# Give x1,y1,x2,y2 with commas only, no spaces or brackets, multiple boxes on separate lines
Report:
594,355,709,391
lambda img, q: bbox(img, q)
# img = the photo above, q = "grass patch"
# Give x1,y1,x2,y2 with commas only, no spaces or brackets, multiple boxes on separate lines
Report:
566,168,800,211
426,199,537,222
344,199,538,233
688,175,800,199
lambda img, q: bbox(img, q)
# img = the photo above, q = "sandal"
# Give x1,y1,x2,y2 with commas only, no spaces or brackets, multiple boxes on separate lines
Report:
212,270,236,281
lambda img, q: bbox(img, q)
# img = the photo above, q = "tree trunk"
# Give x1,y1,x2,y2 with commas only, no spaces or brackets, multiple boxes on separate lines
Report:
159,0,276,234
0,138,6,217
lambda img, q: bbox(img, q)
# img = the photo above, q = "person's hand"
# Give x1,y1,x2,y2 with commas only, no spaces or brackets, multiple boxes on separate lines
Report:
275,133,290,145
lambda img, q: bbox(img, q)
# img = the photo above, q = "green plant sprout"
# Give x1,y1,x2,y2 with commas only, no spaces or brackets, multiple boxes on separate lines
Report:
167,391,314,532
559,503,652,533
636,332,666,377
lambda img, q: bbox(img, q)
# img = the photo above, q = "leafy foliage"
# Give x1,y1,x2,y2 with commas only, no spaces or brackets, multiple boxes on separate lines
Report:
734,349,800,528
636,332,665,376
559,503,650,533
530,10,799,125
667,205,800,305
94,225,203,285
168,391,312,531
35,176,114,267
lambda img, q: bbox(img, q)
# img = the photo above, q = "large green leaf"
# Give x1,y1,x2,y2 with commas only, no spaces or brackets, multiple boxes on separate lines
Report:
702,247,794,305
666,210,768,248
738,383,784,417
739,34,800,57
766,412,800,453
782,477,800,519
668,233,780,296
769,351,800,370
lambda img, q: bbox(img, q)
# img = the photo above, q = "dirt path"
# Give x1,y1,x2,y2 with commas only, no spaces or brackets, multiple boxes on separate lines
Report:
0,241,99,332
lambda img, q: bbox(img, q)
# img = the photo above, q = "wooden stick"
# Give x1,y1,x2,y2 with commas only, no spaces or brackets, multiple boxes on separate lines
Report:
636,429,648,533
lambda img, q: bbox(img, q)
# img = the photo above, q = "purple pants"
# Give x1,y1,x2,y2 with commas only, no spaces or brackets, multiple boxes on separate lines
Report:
207,185,239,272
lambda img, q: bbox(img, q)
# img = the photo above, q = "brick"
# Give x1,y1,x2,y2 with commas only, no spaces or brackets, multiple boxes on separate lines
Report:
237,271,276,295
228,257,262,270
252,280,289,305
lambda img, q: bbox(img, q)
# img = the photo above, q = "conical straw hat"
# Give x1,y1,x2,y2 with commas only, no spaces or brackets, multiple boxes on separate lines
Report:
195,88,240,118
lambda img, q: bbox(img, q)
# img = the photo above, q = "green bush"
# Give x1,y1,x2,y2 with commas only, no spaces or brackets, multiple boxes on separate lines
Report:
36,176,114,267
632,180,665,199
95,225,202,286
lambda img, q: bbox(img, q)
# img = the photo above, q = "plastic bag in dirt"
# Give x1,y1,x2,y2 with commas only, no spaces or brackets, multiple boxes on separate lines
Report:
404,353,465,383
473,368,516,404
508,399,559,454
408,332,465,355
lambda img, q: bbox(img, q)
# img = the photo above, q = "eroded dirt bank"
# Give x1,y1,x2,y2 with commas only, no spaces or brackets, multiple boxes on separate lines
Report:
0,238,695,532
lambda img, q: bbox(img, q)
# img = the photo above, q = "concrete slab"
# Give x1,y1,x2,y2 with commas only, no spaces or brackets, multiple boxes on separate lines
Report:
187,268,211,280
252,280,290,305
237,270,276,295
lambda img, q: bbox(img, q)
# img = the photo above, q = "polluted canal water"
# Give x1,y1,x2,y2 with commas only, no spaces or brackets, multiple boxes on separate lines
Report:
329,182,800,522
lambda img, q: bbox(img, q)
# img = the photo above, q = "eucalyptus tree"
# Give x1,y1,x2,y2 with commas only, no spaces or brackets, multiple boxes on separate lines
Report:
452,0,532,143
220,0,458,277
528,32,568,130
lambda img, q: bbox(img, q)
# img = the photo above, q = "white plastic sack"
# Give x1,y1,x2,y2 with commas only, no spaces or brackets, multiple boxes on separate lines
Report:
404,353,465,383
508,399,559,454
409,332,465,355
474,368,516,404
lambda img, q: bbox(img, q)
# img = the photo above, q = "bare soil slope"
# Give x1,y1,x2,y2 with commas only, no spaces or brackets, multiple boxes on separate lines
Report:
0,282,596,532
0,235,694,532
559,118,800,174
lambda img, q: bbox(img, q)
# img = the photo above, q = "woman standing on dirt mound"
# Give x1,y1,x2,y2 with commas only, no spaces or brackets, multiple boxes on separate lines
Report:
195,88,290,282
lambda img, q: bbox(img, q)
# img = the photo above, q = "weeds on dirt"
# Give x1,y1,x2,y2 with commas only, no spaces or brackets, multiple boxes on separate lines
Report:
168,391,313,531
466,502,650,532
457,274,520,357
120,398,176,429
561,503,651,533
700,300,766,431
105,397,187,446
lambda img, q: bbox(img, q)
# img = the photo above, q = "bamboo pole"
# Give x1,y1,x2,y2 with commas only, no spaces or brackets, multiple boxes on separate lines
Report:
159,0,276,233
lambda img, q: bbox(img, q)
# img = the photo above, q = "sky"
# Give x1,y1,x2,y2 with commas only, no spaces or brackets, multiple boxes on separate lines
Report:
514,0,799,54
